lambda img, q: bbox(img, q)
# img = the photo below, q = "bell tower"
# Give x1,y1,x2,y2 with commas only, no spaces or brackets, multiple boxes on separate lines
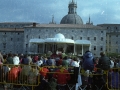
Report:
68,0,77,14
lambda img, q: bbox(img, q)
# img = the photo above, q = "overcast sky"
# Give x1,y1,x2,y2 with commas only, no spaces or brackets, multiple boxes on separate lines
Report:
0,0,120,25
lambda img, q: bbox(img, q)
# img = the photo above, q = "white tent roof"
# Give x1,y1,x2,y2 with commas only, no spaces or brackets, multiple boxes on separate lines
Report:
29,33,91,45
45,38,74,43
29,39,44,43
75,40,91,45
45,33,74,43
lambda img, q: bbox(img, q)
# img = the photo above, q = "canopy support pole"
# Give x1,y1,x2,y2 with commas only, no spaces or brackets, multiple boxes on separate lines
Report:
74,44,75,55
82,44,83,56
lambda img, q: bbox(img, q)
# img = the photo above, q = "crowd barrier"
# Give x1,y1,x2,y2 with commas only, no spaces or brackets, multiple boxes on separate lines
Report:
0,64,40,90
42,66,120,90
0,64,119,90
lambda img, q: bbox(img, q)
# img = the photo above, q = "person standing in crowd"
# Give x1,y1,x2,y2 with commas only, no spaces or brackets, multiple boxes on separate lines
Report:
46,57,52,66
13,54,20,65
27,55,33,64
62,56,69,69
97,52,111,70
21,55,29,65
0,52,4,64
7,53,13,64
36,56,43,67
82,51,94,71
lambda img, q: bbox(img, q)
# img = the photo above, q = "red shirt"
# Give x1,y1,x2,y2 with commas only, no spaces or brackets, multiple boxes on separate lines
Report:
40,67,49,78
8,67,19,81
53,68,71,84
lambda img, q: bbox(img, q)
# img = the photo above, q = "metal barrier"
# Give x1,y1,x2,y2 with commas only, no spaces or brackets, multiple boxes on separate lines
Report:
107,68,120,90
41,66,120,90
0,64,40,90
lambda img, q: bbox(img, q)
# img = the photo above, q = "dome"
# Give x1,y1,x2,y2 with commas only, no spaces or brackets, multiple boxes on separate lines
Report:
60,14,83,24
54,33,65,39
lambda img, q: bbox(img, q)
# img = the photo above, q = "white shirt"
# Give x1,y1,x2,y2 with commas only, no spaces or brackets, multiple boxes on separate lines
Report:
13,56,20,65
36,60,43,66
71,61,79,67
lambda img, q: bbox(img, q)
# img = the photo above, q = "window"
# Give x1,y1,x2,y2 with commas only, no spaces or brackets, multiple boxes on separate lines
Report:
18,33,19,35
101,37,103,41
116,35,118,37
71,36,74,40
17,38,19,41
100,46,103,51
26,35,28,38
116,41,118,44
72,30,74,32
80,37,82,40
115,27,118,30
11,38,13,41
39,36,40,39
26,44,28,48
109,48,111,51
87,37,90,40
109,35,111,37
3,43,6,49
101,31,103,33
109,41,111,44
94,46,96,50
94,37,96,41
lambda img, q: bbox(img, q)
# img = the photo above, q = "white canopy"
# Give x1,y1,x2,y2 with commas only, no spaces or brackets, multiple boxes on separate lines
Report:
29,38,44,43
75,40,91,45
45,33,74,43
29,33,91,45
45,38,74,43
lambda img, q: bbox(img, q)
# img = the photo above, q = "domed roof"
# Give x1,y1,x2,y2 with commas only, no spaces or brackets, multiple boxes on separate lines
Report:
60,14,83,24
54,33,65,39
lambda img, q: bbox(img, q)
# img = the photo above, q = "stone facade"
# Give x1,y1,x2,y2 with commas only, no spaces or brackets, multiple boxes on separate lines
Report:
97,24,120,54
0,22,34,54
24,24,106,56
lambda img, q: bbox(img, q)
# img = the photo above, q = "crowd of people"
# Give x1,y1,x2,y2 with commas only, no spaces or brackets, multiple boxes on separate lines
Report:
0,50,120,90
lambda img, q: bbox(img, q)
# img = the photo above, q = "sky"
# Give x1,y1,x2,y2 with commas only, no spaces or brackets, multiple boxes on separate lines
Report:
0,0,120,25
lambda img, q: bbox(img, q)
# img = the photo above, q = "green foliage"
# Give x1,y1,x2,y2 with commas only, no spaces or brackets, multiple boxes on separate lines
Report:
106,52,120,57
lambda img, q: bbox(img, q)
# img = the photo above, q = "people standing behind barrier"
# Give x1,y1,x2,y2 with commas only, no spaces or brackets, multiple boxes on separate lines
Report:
43,57,48,66
93,57,99,72
8,66,20,83
20,63,31,83
28,64,39,85
0,52,4,64
82,51,94,71
13,54,20,65
3,54,7,63
2,62,9,82
21,54,29,65
39,65,49,79
46,57,52,66
27,55,33,64
51,57,56,66
6,53,13,64
96,52,111,70
62,56,69,69
35,56,43,67
108,68,120,89
57,57,63,66
53,65,71,90
33,55,39,63
109,57,114,69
